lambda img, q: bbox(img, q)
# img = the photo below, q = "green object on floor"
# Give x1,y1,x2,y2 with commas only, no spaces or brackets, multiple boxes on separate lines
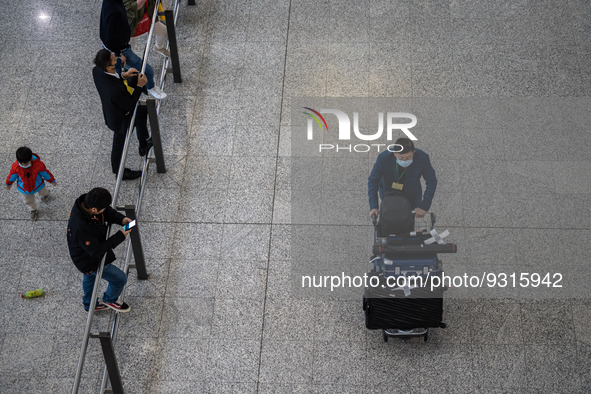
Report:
21,289,44,299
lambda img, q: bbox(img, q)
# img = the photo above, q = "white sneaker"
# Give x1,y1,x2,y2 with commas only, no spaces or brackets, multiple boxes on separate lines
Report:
147,86,167,100
154,46,171,58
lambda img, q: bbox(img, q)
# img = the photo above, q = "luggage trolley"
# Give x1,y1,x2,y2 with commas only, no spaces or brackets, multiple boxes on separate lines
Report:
363,192,457,343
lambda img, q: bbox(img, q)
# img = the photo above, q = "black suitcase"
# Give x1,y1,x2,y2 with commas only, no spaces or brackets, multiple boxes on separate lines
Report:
363,274,445,330
378,191,414,236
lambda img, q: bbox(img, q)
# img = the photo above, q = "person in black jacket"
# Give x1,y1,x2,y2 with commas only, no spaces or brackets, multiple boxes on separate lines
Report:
93,49,152,180
100,0,166,99
67,187,133,312
368,138,437,219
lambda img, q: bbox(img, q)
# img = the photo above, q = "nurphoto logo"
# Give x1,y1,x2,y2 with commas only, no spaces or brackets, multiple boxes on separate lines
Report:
302,107,418,153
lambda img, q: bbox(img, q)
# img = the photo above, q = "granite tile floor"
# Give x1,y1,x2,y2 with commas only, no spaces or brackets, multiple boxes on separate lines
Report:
1,0,591,393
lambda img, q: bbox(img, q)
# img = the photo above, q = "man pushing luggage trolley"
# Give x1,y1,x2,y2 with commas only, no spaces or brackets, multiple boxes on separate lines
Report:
365,138,456,342
368,137,437,223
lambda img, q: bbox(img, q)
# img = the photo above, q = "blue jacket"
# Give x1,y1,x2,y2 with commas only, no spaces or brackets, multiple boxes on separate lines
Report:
368,149,437,211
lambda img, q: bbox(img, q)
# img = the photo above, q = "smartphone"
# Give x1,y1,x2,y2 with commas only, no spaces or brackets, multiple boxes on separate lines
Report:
123,220,136,231
127,73,138,88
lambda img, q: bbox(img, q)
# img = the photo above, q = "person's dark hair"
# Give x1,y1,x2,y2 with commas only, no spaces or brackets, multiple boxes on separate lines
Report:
84,188,112,211
16,146,33,163
94,49,112,71
394,137,415,154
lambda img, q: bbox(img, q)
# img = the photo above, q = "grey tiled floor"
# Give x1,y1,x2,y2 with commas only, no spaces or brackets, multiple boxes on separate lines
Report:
2,0,591,393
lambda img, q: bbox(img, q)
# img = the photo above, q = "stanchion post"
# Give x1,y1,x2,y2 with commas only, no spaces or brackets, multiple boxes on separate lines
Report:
145,99,166,173
121,205,149,280
93,332,124,394
164,10,182,82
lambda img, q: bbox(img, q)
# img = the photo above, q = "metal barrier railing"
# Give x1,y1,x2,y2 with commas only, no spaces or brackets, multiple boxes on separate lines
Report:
72,0,183,392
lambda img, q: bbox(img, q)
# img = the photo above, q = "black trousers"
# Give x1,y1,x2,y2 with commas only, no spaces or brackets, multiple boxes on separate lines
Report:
111,105,149,174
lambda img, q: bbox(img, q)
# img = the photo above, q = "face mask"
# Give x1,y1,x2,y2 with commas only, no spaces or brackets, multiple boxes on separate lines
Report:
396,158,413,168
18,163,31,169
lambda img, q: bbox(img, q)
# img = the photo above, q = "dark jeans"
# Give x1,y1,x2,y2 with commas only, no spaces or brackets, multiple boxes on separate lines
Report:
83,263,127,310
111,105,149,173
122,46,155,90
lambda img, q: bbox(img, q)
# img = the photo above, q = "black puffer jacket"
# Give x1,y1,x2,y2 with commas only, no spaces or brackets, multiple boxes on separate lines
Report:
100,0,131,55
67,194,126,273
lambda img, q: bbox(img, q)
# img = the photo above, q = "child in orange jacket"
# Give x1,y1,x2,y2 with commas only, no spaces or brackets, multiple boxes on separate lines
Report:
5,146,57,221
